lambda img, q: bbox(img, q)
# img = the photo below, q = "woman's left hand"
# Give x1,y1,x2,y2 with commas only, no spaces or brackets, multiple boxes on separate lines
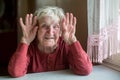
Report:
61,13,77,45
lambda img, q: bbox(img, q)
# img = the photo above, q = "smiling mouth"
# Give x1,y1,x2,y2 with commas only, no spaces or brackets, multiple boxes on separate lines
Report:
44,37,54,40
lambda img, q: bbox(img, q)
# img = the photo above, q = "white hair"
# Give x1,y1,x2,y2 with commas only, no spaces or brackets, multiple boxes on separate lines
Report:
34,6,65,22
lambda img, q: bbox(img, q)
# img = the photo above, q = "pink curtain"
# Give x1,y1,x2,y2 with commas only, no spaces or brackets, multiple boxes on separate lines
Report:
87,0,119,63
87,23,119,63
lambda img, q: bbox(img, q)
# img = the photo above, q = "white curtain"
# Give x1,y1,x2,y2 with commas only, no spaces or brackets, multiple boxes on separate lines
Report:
87,0,120,63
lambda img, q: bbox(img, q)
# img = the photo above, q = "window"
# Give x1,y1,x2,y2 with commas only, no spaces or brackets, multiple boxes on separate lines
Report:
87,0,120,71
103,7,120,71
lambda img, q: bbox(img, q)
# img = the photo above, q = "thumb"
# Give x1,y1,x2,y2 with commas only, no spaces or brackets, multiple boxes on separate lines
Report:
33,26,38,35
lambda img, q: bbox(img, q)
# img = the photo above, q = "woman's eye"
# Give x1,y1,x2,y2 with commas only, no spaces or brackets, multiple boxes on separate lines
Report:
41,24,48,28
53,25,60,29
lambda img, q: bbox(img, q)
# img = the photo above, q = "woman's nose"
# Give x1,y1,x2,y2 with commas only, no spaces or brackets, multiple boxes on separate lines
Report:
47,26,54,34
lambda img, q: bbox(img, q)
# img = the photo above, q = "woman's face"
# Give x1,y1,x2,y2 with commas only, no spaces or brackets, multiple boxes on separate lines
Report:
37,16,61,48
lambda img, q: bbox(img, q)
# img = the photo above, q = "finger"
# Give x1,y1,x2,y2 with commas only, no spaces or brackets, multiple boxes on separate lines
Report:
29,14,33,25
66,13,69,24
33,26,38,35
73,17,77,33
25,14,29,25
73,17,77,27
62,17,66,26
19,18,25,30
33,16,37,26
70,13,73,25
61,17,67,32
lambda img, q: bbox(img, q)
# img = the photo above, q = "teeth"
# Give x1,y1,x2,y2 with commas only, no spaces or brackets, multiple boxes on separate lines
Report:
45,37,54,39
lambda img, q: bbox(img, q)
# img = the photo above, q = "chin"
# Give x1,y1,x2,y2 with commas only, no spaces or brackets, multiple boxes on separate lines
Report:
43,43,55,47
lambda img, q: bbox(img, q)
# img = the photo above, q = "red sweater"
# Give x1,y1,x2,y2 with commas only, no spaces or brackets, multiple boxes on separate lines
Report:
8,38,92,77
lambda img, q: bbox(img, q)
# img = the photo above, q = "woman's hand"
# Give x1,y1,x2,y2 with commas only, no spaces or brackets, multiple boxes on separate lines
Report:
19,14,38,45
61,13,77,45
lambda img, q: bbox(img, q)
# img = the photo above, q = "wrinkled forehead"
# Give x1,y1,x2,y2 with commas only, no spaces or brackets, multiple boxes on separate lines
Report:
38,16,60,25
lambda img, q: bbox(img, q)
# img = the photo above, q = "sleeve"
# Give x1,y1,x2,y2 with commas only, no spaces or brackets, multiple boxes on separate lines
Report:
8,43,30,77
68,41,93,75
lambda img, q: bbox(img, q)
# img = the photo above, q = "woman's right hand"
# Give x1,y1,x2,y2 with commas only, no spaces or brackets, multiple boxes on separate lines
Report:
19,14,38,45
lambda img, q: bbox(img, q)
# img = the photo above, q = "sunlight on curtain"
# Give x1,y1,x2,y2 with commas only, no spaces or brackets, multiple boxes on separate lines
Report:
87,0,120,63
118,10,120,52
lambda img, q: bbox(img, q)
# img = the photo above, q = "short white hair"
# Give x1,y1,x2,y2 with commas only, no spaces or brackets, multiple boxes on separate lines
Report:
34,6,65,22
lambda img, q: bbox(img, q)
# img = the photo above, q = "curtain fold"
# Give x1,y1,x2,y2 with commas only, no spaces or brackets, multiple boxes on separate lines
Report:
87,0,120,63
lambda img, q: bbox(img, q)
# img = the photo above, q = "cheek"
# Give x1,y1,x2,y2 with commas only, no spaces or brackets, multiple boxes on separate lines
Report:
55,31,61,41
37,30,44,40
55,29,60,35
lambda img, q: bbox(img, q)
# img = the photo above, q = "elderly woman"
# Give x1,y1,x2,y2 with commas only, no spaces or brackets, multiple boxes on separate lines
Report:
8,6,92,77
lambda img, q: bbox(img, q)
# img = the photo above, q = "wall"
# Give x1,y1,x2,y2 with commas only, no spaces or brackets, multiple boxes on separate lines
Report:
17,0,35,42
58,0,88,51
